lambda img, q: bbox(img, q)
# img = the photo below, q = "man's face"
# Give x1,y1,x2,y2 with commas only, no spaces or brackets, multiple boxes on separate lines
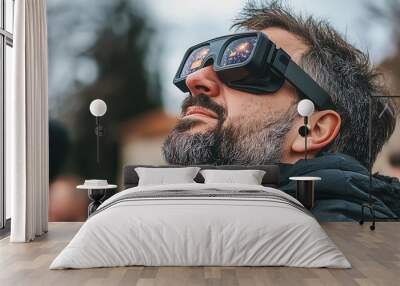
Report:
163,28,309,165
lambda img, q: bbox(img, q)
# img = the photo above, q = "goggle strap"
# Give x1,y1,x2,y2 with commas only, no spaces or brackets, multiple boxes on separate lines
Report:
283,61,335,110
269,48,290,75
267,48,334,110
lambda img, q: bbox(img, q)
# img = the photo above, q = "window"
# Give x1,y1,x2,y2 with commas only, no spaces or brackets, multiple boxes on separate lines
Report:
0,0,14,230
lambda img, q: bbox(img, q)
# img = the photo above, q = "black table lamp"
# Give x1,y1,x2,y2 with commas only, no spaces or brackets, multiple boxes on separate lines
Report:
297,99,315,160
291,99,319,209
89,99,107,164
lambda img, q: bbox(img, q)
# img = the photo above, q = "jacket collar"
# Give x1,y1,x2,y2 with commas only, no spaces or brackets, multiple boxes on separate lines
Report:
278,152,369,186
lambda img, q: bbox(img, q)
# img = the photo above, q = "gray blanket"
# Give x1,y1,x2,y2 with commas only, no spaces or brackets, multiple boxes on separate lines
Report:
92,189,308,217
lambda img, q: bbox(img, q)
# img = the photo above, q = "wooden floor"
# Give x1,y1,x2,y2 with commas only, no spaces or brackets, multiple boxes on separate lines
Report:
0,222,399,286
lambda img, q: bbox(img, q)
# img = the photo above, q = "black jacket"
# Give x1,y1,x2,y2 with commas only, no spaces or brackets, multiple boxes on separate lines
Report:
279,152,400,221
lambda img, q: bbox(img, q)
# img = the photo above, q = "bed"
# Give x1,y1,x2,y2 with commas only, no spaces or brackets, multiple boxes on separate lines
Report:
50,165,350,269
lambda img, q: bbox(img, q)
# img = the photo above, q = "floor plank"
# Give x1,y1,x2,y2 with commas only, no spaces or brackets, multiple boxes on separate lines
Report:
0,222,399,286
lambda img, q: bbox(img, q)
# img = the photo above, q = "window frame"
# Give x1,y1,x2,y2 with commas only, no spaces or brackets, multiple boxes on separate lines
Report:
0,0,14,230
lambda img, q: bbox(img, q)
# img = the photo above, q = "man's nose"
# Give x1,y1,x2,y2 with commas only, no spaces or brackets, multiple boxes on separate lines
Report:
185,66,221,97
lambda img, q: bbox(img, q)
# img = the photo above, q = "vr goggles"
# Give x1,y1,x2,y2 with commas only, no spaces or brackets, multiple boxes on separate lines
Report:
173,32,334,110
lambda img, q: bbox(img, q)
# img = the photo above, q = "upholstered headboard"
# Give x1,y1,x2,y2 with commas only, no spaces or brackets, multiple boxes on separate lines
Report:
123,164,280,189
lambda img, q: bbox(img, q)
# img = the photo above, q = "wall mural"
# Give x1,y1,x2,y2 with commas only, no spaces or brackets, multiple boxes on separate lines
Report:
47,0,400,222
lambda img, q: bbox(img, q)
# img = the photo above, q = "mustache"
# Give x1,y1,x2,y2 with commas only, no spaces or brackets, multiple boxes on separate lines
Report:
181,94,225,121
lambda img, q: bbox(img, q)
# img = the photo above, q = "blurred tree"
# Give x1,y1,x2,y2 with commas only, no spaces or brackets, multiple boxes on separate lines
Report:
367,0,400,174
48,0,161,182
369,0,400,94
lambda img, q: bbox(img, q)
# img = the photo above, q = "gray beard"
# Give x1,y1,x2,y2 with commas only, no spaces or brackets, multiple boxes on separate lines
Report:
162,106,298,165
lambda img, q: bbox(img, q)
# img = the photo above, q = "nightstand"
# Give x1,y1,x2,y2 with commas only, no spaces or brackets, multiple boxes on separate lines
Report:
77,181,117,216
289,176,321,210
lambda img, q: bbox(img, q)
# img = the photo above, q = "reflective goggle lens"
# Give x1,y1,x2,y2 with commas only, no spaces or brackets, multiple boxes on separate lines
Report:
180,45,210,78
221,36,257,67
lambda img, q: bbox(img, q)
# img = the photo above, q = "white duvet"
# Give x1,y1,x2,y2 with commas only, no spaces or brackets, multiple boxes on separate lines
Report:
50,183,350,269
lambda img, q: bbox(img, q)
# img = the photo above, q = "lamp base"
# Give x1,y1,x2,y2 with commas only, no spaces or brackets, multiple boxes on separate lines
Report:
296,180,315,210
359,202,376,231
88,189,107,216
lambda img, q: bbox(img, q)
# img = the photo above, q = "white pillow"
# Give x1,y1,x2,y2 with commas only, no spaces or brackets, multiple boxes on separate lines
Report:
135,167,200,186
200,169,266,185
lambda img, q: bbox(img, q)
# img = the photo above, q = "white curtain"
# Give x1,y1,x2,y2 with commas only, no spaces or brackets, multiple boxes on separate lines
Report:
7,0,49,242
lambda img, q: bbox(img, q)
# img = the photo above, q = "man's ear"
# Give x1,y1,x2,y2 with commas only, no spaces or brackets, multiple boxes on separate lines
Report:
291,110,341,154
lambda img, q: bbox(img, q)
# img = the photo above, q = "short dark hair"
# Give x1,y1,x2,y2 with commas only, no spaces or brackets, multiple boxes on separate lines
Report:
232,0,397,167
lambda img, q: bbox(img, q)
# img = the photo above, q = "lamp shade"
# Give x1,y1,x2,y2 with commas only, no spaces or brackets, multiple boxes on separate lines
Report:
297,99,315,117
89,99,107,117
